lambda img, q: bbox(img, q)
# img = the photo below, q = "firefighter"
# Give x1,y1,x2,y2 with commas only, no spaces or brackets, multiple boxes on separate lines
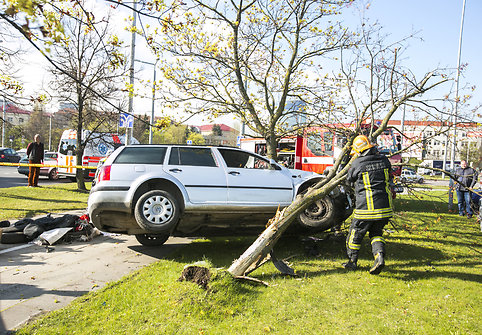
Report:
343,135,394,275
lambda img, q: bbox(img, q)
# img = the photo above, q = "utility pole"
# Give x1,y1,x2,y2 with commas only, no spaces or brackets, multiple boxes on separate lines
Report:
127,0,137,145
1,96,5,147
48,113,52,151
136,59,158,144
449,0,467,210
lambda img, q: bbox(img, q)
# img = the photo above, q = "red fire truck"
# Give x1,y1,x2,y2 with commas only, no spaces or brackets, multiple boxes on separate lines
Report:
240,125,402,176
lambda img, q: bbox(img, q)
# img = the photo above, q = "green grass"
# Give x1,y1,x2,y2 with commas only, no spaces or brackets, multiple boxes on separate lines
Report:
0,183,90,220
15,188,482,334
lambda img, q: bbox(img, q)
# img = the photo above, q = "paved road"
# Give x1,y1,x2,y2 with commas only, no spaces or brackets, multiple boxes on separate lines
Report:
0,166,73,188
0,232,192,333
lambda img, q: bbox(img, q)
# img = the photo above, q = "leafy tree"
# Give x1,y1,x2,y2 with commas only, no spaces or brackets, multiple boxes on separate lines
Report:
22,108,51,149
0,19,24,104
133,114,151,144
145,0,354,159
459,141,479,167
187,131,205,145
152,123,206,145
6,125,24,150
212,124,223,137
48,10,127,190
228,17,457,275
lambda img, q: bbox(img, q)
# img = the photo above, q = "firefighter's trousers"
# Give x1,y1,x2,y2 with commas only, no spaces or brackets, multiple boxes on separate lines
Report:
346,218,389,262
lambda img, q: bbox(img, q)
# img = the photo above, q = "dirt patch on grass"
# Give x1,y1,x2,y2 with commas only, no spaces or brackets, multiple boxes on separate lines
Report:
179,266,211,289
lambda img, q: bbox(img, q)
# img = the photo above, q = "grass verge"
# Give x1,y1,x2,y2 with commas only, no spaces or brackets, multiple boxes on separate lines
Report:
0,184,90,221
15,189,482,334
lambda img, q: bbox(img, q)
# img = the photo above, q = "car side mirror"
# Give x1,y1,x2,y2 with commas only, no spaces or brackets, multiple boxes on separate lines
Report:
269,159,281,170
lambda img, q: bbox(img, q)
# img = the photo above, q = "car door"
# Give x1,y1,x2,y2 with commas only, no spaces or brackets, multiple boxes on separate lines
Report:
217,148,294,206
164,147,228,204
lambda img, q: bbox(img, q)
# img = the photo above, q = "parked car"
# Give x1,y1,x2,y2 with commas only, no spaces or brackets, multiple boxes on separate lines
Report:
400,169,424,184
17,152,59,180
0,147,21,163
88,145,353,246
17,148,28,160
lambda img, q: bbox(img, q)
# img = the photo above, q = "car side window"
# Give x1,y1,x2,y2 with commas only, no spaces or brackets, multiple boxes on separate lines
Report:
218,149,272,170
114,147,167,164
168,147,217,167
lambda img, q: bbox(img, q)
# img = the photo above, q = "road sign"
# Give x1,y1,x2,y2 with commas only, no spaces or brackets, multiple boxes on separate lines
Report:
236,135,244,146
186,140,193,145
119,113,134,128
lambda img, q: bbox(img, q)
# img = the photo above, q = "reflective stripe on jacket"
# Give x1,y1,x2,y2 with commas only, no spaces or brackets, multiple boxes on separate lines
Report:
346,148,393,220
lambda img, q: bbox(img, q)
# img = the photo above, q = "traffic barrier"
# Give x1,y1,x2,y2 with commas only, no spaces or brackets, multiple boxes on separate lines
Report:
0,162,98,169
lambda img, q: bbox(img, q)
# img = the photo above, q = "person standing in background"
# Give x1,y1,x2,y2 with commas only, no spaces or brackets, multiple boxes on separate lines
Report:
454,160,476,219
26,134,44,187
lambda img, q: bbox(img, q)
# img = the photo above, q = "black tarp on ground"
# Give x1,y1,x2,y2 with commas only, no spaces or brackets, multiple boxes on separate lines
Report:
0,214,95,244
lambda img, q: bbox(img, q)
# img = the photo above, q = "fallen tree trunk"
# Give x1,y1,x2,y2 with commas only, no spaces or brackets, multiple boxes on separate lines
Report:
228,173,348,276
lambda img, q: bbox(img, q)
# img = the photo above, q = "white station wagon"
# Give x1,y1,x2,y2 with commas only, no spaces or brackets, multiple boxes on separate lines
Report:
88,145,352,245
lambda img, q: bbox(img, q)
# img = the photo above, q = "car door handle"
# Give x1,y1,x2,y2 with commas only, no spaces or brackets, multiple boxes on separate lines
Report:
169,168,182,173
228,171,240,175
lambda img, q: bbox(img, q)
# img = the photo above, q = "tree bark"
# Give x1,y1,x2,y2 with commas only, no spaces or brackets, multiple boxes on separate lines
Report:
228,174,346,276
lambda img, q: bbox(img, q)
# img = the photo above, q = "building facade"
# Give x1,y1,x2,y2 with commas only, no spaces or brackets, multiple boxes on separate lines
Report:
197,124,239,146
394,120,481,164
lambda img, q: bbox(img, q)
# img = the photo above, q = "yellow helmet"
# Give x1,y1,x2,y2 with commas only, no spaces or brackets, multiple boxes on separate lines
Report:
351,135,374,155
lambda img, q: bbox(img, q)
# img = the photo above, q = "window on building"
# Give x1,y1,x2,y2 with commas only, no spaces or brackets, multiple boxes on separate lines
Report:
19,118,24,123
7,117,12,122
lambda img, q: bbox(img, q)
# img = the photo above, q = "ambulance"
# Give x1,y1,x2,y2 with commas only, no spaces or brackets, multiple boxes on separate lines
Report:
57,129,138,179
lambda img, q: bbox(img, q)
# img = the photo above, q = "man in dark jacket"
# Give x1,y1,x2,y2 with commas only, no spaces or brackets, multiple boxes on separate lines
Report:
26,134,44,187
343,135,394,275
454,160,476,218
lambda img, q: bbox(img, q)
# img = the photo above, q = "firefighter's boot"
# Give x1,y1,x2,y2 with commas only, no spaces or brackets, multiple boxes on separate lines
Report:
342,259,358,271
369,252,385,275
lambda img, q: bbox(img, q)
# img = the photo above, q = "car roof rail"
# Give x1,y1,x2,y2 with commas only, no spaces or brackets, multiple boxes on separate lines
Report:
127,143,241,149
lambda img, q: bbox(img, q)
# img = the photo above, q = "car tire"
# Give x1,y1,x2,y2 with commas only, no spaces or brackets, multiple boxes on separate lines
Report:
135,233,169,246
134,190,180,234
48,168,59,180
401,177,407,183
0,231,29,244
298,195,336,231
418,178,424,184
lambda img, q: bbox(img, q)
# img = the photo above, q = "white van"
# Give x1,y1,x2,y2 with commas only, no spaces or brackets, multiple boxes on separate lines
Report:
57,129,138,179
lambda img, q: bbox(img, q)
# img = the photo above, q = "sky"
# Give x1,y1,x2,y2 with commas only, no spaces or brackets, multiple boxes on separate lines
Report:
357,0,482,118
8,0,482,126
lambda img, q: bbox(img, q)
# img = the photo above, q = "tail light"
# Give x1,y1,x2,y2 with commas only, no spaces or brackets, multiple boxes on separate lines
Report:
98,165,111,182
1,154,4,159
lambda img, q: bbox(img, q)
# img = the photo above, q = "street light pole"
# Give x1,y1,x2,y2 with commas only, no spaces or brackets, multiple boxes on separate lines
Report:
451,0,466,169
49,113,52,151
135,59,158,144
1,96,5,147
127,0,137,145
448,0,467,210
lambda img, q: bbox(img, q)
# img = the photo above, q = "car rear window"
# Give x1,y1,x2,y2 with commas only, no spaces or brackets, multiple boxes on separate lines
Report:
168,147,216,167
114,147,167,164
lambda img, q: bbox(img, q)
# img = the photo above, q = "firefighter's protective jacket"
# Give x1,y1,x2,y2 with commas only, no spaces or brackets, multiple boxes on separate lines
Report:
346,147,393,220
